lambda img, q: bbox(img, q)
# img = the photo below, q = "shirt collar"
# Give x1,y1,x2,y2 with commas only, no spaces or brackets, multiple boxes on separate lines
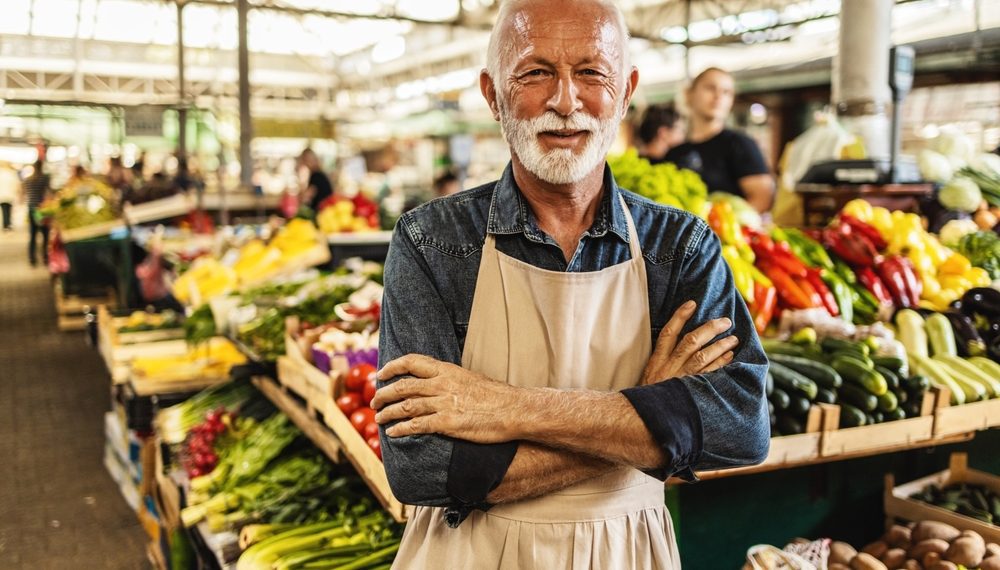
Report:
487,163,630,243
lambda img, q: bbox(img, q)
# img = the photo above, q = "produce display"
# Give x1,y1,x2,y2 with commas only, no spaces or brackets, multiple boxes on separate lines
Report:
37,176,119,229
608,149,708,214
116,309,182,333
910,482,1000,525
130,337,247,381
317,194,381,234
335,363,382,460
157,379,260,445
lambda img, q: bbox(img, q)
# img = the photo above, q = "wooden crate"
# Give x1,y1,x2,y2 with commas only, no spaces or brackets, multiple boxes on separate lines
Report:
240,241,331,289
818,389,938,457
253,375,342,466
59,219,127,243
885,452,1000,544
932,385,1000,438
124,194,192,226
283,317,347,399
129,369,230,397
97,306,188,383
54,281,115,331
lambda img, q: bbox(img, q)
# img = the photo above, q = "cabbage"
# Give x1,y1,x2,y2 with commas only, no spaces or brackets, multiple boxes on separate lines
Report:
932,128,975,168
918,149,953,184
938,218,979,248
970,153,1000,176
938,176,983,213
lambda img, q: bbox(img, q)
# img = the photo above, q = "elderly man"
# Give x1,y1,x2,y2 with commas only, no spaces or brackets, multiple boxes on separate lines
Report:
372,0,770,567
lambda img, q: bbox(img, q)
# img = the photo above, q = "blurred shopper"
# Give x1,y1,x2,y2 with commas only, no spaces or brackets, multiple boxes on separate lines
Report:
635,104,684,163
299,148,333,213
664,67,774,213
132,151,147,181
432,170,461,198
22,161,51,266
106,156,133,196
0,161,20,231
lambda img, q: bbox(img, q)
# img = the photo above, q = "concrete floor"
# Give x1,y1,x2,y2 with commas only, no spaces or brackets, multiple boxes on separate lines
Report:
0,227,148,569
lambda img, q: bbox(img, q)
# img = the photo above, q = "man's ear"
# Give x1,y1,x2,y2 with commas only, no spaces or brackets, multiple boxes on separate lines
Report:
621,66,640,118
480,70,501,121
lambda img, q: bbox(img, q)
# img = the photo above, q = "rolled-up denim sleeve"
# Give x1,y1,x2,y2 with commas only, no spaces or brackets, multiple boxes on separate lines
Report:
621,224,770,480
378,220,517,510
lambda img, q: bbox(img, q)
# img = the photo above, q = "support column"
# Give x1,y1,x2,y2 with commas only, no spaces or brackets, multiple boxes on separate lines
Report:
236,0,253,226
833,0,893,159
177,0,187,157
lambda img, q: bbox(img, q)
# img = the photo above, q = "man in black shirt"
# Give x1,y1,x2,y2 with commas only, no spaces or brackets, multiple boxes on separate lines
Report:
22,160,51,266
299,148,333,213
664,68,774,213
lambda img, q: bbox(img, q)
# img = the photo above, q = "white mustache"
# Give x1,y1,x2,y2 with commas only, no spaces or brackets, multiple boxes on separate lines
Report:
524,112,602,135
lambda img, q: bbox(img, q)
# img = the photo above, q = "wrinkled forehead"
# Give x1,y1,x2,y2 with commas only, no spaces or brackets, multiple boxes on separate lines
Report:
506,5,625,66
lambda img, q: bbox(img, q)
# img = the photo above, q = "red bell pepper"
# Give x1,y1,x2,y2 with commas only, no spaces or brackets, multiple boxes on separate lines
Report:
806,268,840,317
822,225,881,267
748,231,808,277
897,256,922,305
750,281,777,335
838,213,887,250
758,260,818,310
876,258,910,308
857,267,892,305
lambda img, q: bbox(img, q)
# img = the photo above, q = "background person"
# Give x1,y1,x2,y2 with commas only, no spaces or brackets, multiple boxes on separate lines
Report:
634,103,685,163
299,148,333,213
665,67,775,213
0,161,20,231
22,161,51,266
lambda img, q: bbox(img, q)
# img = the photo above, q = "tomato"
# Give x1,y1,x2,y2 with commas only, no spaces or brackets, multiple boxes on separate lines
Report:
350,408,376,433
345,363,376,393
336,392,362,416
362,376,378,407
366,436,382,460
363,421,380,440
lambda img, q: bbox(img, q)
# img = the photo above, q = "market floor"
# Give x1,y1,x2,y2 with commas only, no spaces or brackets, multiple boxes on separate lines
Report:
0,228,148,569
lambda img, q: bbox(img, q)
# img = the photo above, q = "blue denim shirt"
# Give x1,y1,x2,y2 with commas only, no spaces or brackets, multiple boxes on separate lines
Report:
378,163,770,525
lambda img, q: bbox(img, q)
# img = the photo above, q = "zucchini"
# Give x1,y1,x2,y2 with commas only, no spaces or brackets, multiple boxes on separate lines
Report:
767,400,774,415
931,355,989,402
788,395,812,417
770,388,791,411
884,407,906,421
820,337,869,356
926,313,958,357
839,383,878,412
905,375,930,392
872,411,884,424
769,362,819,400
830,350,874,369
877,390,899,413
769,412,777,427
896,309,929,358
831,355,888,396
969,356,1000,384
894,388,909,405
767,354,842,389
815,388,838,405
902,400,922,418
865,412,877,425
761,340,813,358
872,355,906,373
839,404,867,428
936,354,1000,398
776,415,805,435
874,365,900,391
909,353,966,405
765,371,774,397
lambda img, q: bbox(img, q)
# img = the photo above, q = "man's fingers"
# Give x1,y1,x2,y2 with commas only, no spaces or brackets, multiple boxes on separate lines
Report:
654,300,697,358
684,335,739,374
376,354,441,382
374,396,441,424
702,351,735,374
385,415,438,438
674,317,732,360
370,377,441,410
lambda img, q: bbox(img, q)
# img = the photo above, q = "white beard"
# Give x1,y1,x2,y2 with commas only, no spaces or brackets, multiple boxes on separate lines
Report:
499,101,623,185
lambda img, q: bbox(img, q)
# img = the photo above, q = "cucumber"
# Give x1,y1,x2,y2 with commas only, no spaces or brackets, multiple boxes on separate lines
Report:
884,407,906,421
931,355,989,402
896,309,929,358
770,388,791,411
765,371,774,397
769,362,819,400
872,411,884,423
839,404,867,428
877,390,899,413
874,365,900,391
767,354,842,389
872,355,906,373
821,337,870,356
926,313,958,357
909,354,966,405
831,355,888,396
905,375,930,392
902,400,922,418
839,383,878,412
789,327,818,346
865,412,877,425
762,340,813,358
815,388,838,405
894,388,909,405
776,415,805,435
830,350,874,369
769,412,777,427
788,395,812,417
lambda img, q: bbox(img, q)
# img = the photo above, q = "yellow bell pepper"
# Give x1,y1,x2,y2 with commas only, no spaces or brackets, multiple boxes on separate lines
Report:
965,267,991,288
841,199,873,223
870,207,894,240
939,275,972,293
939,253,972,276
919,272,941,299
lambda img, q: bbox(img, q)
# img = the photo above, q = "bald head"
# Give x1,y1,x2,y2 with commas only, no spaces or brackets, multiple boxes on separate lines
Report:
485,0,630,88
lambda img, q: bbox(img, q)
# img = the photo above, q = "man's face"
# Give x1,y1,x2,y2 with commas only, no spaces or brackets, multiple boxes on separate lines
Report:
688,70,734,123
485,2,635,185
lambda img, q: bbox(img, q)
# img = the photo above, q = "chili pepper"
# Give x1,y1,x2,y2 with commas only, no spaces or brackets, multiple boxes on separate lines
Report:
849,285,876,324
838,213,888,250
831,256,857,285
793,275,824,308
876,257,911,308
721,245,755,302
896,256,922,306
857,266,892,305
820,269,853,323
807,268,840,317
757,260,817,310
822,225,881,267
783,227,835,270
772,247,809,278
750,281,777,335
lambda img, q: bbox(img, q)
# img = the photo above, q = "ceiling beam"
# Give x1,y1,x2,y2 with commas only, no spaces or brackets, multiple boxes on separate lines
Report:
169,0,471,27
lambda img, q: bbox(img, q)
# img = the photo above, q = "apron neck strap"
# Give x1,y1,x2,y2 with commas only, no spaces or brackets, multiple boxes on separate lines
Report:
617,194,643,262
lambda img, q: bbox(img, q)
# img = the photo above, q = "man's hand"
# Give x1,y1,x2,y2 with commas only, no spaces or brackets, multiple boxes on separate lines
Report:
372,355,522,444
640,300,739,385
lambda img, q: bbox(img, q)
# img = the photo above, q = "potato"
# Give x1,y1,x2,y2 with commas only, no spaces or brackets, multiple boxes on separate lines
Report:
945,535,985,568
911,521,961,544
829,564,852,570
899,560,921,570
927,562,957,570
981,556,1000,570
884,525,913,549
852,552,889,570
909,539,950,560
922,552,941,568
987,542,1000,559
831,541,860,565
880,548,906,569
863,541,890,560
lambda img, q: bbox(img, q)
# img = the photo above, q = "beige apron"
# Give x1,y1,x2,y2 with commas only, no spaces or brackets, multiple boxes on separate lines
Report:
394,195,681,569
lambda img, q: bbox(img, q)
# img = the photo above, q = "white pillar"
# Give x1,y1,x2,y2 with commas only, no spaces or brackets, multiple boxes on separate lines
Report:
833,0,893,160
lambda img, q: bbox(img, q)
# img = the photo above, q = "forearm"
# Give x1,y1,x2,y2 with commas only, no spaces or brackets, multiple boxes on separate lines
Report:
739,175,775,214
512,389,666,470
487,442,614,504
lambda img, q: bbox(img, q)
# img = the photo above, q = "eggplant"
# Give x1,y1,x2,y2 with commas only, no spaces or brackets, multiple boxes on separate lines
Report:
943,311,988,357
961,288,1000,319
990,335,1000,363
